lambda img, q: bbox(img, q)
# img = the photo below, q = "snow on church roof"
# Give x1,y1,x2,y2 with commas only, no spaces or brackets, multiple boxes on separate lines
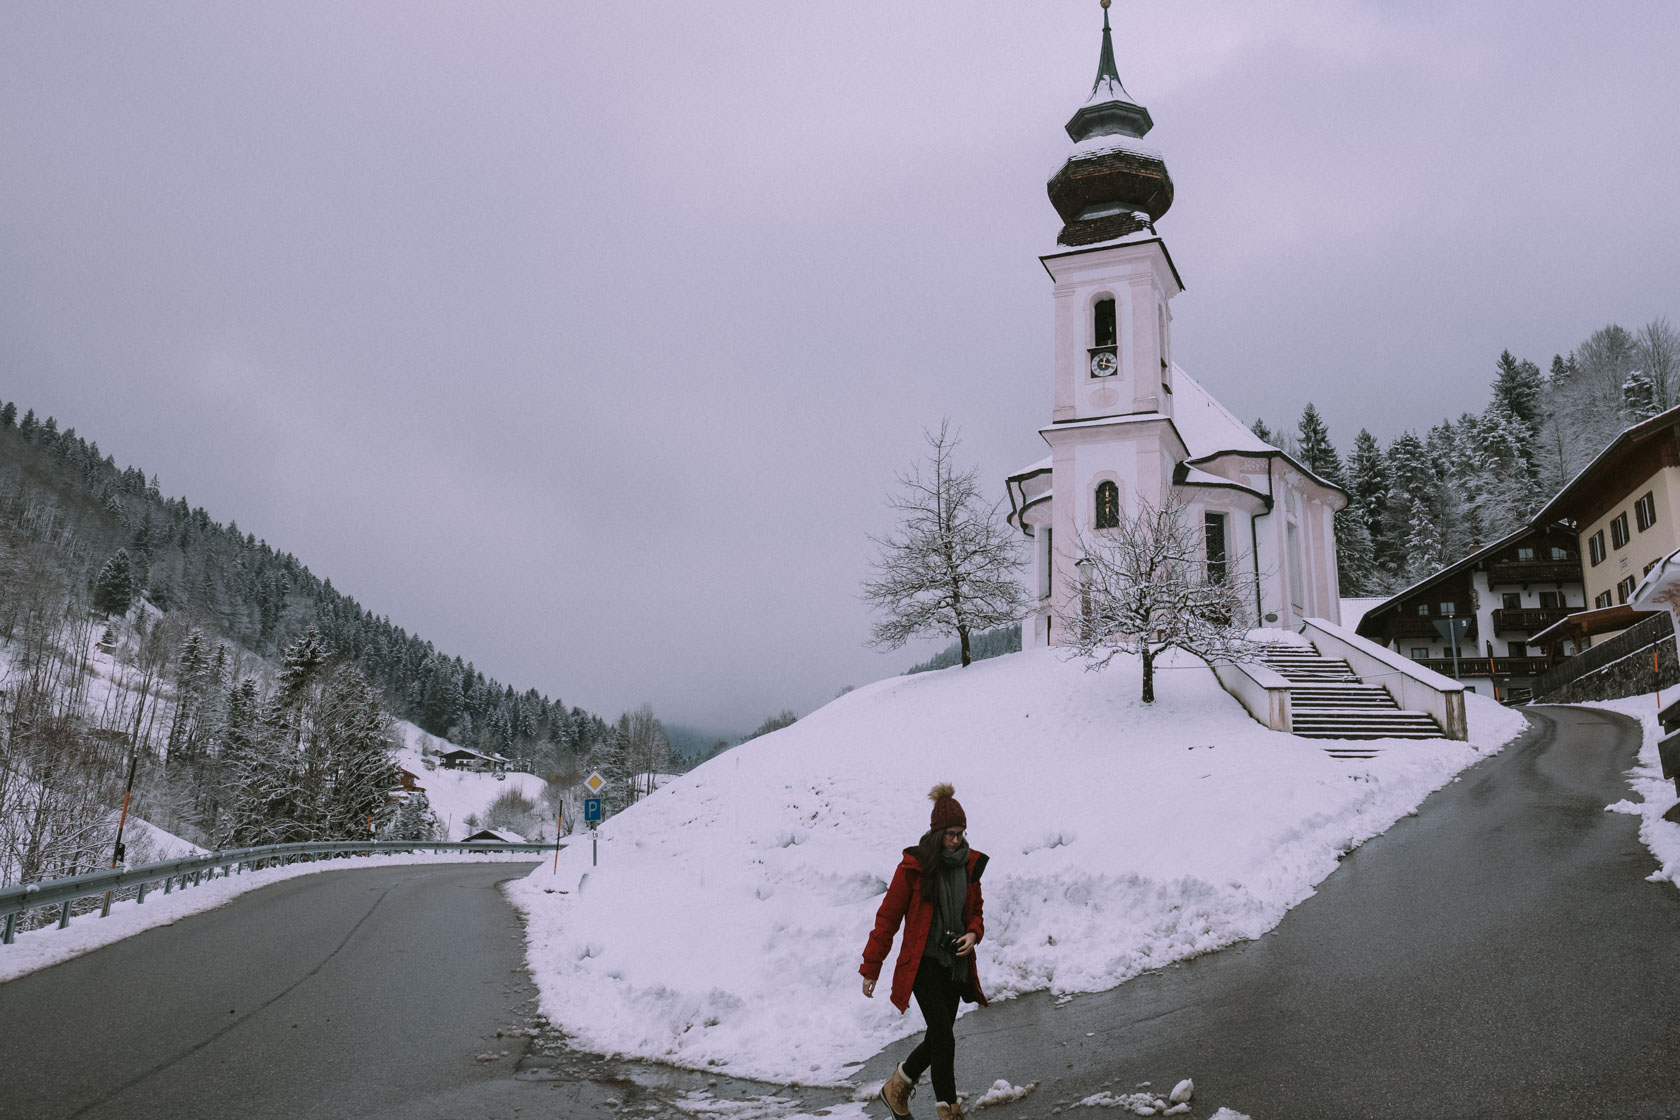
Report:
1168,365,1277,460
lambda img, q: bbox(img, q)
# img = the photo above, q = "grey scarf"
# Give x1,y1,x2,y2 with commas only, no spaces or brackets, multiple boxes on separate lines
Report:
924,841,971,983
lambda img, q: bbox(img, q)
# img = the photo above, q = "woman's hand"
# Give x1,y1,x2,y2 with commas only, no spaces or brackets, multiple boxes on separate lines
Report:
954,932,977,957
862,978,876,998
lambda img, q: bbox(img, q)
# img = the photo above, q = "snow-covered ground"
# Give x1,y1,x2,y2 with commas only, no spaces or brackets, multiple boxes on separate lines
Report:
1581,693,1680,887
393,722,550,840
509,646,1527,1089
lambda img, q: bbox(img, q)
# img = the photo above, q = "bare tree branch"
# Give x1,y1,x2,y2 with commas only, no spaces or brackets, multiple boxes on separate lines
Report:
861,421,1025,667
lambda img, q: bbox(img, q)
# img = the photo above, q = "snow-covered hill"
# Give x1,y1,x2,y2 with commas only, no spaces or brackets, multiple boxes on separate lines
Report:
509,646,1527,1086
392,723,549,841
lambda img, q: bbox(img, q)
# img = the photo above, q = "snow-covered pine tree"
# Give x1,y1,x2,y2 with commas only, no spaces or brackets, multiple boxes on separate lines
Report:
1347,430,1393,588
314,666,399,840
91,549,137,617
1294,405,1373,594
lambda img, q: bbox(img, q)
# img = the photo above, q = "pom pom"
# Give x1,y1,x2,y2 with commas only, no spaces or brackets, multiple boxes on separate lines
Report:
928,782,955,802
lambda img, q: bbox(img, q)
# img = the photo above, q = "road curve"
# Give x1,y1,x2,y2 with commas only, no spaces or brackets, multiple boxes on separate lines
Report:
0,861,543,1120
859,705,1680,1119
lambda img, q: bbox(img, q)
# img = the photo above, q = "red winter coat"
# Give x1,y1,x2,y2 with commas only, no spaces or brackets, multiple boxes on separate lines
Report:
860,846,989,1013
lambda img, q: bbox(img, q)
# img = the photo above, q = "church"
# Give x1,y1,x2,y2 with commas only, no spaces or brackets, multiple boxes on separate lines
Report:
1006,3,1347,649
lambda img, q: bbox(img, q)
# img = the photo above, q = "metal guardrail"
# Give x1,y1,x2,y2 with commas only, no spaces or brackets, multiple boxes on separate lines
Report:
1,839,556,946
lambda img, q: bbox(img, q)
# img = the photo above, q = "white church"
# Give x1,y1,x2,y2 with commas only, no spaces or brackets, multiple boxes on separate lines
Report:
1007,4,1347,649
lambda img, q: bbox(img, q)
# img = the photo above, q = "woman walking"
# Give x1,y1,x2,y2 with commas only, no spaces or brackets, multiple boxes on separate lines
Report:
860,783,988,1120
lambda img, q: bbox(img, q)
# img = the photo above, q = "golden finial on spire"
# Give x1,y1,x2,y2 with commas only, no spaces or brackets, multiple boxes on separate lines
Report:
1100,0,1111,9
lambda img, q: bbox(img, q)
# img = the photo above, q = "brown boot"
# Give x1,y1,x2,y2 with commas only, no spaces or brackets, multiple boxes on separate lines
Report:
880,1063,916,1119
935,1102,965,1120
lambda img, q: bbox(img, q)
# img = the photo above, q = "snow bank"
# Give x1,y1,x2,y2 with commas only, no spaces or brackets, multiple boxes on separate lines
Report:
509,647,1525,1085
1582,694,1680,886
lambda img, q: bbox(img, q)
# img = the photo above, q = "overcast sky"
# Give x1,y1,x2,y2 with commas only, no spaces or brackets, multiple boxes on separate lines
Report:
4,1,1679,733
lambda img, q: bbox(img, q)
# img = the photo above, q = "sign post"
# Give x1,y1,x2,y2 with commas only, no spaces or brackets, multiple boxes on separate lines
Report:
582,773,607,867
1433,607,1469,681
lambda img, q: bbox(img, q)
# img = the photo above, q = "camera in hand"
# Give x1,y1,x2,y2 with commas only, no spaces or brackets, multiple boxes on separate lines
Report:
938,930,963,955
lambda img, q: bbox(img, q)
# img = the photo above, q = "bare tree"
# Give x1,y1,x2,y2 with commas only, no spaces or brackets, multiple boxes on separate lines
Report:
1062,493,1256,702
862,422,1025,667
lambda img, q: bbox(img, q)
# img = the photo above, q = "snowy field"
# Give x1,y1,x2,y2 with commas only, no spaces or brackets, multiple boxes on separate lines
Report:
392,722,550,840
509,646,1527,1089
1580,693,1680,888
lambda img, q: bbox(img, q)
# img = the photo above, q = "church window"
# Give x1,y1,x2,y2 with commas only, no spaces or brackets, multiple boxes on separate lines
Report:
1095,481,1120,529
1094,299,1117,347
1204,512,1228,583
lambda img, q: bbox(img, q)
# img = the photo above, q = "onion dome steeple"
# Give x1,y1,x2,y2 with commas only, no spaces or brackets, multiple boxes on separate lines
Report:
1047,1,1174,247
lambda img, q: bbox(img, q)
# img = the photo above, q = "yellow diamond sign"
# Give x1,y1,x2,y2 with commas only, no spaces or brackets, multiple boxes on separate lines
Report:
584,771,606,795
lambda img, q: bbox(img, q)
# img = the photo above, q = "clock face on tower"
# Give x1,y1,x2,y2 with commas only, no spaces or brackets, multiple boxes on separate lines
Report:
1089,350,1118,377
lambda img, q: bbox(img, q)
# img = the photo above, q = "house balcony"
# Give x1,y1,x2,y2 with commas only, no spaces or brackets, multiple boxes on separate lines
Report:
1389,617,1478,641
1413,657,1552,678
1490,607,1573,633
1487,560,1579,586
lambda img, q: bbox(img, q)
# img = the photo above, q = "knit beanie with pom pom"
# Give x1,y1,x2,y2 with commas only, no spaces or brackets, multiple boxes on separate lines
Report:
928,783,967,832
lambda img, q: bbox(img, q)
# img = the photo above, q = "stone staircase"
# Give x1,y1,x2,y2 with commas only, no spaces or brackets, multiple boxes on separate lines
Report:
1257,645,1446,757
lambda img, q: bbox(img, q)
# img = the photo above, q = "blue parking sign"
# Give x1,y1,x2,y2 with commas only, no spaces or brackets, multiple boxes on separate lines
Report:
584,798,602,823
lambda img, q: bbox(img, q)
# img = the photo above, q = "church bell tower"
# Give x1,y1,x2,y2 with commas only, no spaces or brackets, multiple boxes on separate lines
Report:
1044,0,1183,424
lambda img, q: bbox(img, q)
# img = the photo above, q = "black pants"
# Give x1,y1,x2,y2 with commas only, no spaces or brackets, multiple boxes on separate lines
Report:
903,958,964,1104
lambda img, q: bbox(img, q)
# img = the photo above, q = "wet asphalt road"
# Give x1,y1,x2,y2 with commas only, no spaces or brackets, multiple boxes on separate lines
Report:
0,862,551,1120
858,705,1680,1119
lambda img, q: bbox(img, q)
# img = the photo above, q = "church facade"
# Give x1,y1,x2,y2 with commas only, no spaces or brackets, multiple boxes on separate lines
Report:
1006,5,1346,649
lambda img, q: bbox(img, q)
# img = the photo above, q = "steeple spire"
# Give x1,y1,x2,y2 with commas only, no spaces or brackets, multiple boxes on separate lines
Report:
1046,1,1173,247
1066,0,1153,143
1090,0,1126,101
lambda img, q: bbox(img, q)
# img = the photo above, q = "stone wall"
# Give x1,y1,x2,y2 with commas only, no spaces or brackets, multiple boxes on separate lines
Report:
1537,633,1680,704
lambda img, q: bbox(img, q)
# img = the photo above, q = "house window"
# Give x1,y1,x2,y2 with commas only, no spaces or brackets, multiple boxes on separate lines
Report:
1508,641,1528,658
1410,648,1429,660
1589,531,1606,566
1095,481,1120,529
1094,298,1117,348
1595,590,1613,608
1517,546,1537,561
1551,546,1569,560
1539,591,1561,608
1439,602,1456,616
1502,593,1521,609
1617,576,1637,604
1416,603,1430,617
1636,491,1657,532
1205,512,1228,584
1647,559,1659,576
1611,512,1630,550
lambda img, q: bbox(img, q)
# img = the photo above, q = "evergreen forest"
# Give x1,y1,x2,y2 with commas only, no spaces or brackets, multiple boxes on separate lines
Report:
1251,318,1679,595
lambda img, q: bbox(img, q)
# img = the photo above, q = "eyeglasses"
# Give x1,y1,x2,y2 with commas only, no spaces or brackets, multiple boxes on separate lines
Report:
944,829,966,841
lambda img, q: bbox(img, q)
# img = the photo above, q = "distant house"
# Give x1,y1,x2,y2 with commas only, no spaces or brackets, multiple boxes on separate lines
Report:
439,748,508,773
464,828,527,844
387,768,427,803
1527,405,1680,651
1355,522,1585,701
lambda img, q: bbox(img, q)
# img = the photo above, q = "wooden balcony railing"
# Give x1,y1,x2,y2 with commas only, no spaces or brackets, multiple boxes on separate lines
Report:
1490,607,1573,632
1487,560,1580,586
1413,657,1552,678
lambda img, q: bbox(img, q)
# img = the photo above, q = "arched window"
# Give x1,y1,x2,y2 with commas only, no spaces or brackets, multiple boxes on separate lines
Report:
1094,298,1117,347
1095,481,1120,529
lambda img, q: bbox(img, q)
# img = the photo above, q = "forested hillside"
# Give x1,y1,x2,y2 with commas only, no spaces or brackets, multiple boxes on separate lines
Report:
1253,318,1678,595
0,399,661,891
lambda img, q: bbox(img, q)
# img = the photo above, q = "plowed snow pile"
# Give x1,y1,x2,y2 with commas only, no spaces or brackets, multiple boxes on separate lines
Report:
510,647,1526,1084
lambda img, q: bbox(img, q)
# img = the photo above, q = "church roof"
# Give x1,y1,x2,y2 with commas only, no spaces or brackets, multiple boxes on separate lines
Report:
1168,366,1277,459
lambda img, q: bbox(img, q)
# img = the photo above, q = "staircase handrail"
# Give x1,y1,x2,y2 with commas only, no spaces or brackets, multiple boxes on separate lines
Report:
1300,617,1467,740
1,838,556,945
